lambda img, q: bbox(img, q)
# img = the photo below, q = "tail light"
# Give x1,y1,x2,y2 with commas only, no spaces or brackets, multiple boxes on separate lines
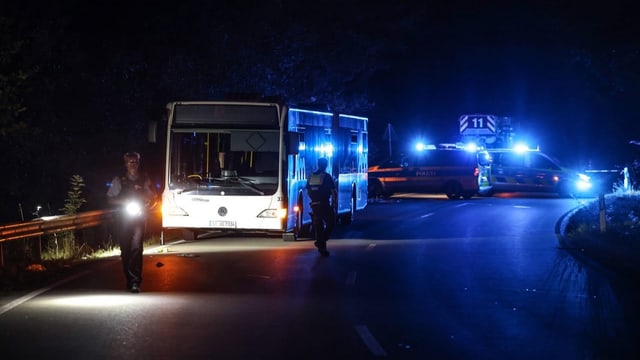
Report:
473,167,479,176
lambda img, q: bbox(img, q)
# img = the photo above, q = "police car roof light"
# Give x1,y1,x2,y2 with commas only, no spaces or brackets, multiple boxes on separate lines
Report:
513,143,529,153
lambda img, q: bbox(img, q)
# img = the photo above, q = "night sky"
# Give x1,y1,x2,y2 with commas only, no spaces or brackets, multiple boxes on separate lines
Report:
2,0,639,219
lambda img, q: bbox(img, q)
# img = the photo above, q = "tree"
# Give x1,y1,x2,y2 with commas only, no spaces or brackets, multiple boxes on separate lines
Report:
60,174,87,215
0,17,30,138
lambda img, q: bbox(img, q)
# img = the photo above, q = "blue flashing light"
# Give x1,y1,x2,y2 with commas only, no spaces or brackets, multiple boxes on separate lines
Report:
513,143,529,153
576,180,592,192
464,143,478,152
415,141,436,151
575,173,592,192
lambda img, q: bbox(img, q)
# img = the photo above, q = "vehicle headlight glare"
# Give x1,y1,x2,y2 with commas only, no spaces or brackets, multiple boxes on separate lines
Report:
576,173,592,192
257,209,287,219
576,180,592,191
578,173,590,182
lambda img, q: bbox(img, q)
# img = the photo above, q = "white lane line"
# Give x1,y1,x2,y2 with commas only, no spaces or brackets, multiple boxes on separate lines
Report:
346,271,357,286
0,269,91,316
454,203,470,208
366,244,376,251
355,325,387,357
420,212,434,218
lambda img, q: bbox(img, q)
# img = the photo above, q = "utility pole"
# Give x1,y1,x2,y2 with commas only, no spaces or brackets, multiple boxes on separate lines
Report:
382,123,396,158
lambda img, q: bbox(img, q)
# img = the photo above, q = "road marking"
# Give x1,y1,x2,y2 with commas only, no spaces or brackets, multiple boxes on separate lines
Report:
247,274,271,279
420,212,434,218
346,271,357,286
366,243,377,251
0,269,91,316
454,203,470,208
355,325,387,357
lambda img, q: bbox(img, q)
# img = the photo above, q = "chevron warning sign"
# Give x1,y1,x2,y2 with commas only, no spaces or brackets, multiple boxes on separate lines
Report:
459,114,496,135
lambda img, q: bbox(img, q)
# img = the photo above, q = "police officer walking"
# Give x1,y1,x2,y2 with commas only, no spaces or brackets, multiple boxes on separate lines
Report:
106,151,156,293
306,157,337,257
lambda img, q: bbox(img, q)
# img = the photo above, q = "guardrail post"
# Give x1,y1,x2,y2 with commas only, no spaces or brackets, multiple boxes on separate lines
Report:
622,167,630,191
36,235,42,262
599,193,607,233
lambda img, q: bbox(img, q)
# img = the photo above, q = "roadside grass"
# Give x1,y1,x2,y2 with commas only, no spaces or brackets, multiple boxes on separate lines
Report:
563,189,640,278
0,231,163,294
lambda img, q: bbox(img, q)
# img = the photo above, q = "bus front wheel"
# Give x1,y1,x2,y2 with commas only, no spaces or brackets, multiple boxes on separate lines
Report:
340,189,356,225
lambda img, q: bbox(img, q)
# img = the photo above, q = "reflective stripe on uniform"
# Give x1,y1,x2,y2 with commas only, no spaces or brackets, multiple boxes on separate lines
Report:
308,173,325,186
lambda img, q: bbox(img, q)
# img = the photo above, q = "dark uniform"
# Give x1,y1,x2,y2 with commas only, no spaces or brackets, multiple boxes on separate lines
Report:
306,158,337,257
107,152,155,292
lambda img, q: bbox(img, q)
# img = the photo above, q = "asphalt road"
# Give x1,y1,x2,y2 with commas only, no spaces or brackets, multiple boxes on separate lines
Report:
1,193,638,359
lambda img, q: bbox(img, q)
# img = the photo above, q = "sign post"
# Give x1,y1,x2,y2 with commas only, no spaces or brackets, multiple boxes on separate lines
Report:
599,193,606,233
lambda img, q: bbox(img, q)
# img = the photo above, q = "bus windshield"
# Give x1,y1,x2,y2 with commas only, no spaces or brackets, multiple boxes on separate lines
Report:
168,130,279,195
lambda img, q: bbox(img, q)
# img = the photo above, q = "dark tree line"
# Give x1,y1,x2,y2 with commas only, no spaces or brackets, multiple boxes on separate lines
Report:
0,1,412,222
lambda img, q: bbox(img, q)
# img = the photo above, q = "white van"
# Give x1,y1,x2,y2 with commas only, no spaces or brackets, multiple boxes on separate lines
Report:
484,148,592,197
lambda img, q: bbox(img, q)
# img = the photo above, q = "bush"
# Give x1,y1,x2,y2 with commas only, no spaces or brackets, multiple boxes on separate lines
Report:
564,191,640,277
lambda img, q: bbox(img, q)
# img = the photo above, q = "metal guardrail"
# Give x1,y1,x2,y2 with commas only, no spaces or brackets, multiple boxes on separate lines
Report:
0,209,116,244
585,168,632,192
0,209,118,267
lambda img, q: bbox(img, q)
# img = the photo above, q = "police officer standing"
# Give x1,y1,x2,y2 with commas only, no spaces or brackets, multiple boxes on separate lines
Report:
306,157,337,257
106,151,156,293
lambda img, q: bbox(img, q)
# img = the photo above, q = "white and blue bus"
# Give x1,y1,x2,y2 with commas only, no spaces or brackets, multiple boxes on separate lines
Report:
160,101,368,241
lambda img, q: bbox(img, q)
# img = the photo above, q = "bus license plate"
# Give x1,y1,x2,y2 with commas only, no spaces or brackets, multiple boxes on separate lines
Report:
210,220,236,228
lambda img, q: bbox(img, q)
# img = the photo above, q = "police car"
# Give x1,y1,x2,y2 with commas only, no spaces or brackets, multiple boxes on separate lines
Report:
368,148,489,199
484,146,592,197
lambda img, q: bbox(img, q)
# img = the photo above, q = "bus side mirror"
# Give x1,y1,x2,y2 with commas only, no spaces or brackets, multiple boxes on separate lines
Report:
287,132,300,155
148,121,157,143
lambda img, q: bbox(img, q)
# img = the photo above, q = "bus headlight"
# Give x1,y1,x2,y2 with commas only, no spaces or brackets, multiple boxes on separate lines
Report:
257,208,287,219
162,193,188,216
162,204,189,216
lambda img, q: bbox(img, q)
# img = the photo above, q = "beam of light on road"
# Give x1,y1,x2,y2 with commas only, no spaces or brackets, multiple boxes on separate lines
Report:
44,294,140,307
0,270,92,316
154,239,313,255
31,293,194,310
